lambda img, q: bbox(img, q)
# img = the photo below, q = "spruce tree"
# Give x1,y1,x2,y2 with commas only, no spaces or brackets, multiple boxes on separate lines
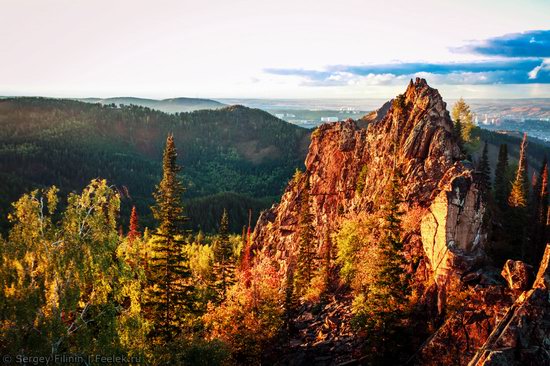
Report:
213,209,235,301
494,144,510,209
478,140,491,192
361,170,410,363
453,118,465,154
294,180,316,296
283,260,299,335
508,133,529,260
532,162,549,264
509,134,529,208
128,205,140,243
452,98,478,153
146,134,194,342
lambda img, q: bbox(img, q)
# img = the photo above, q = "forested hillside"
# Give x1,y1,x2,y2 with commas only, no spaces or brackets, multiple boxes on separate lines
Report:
78,96,225,113
0,98,310,232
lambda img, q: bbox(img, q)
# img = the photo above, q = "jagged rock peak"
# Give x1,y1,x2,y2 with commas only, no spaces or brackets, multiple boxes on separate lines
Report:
253,79,494,364
253,78,464,256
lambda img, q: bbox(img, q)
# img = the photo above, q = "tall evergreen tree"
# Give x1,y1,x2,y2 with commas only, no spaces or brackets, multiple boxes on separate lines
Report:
494,144,510,209
453,118,465,154
478,140,491,191
128,205,140,243
532,162,549,264
294,179,316,296
360,169,410,363
283,259,299,336
508,133,530,260
509,134,529,208
146,134,194,342
213,209,235,301
451,98,478,153
322,230,333,293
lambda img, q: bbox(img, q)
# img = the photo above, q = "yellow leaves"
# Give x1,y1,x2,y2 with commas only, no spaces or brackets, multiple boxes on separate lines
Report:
203,250,285,357
334,212,379,284
44,280,60,317
4,283,17,298
185,242,214,283
46,186,59,215
0,178,147,357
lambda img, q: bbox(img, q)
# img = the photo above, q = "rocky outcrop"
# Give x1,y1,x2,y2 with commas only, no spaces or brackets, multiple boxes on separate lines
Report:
253,78,479,300
253,78,463,258
467,244,550,366
501,260,533,292
417,285,514,366
420,165,487,309
418,246,550,366
274,295,362,366
252,79,531,365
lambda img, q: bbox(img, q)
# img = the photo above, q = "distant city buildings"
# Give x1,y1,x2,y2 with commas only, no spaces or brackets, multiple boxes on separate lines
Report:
321,117,338,122
274,113,296,119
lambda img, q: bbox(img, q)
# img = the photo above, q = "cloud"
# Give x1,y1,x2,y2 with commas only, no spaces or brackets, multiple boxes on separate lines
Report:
265,59,550,86
528,59,550,79
452,30,550,58
265,30,550,86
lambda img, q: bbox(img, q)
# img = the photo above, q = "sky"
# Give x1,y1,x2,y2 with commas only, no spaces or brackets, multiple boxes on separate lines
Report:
1,0,550,99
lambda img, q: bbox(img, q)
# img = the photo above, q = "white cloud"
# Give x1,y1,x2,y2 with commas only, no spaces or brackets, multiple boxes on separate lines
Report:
529,59,550,79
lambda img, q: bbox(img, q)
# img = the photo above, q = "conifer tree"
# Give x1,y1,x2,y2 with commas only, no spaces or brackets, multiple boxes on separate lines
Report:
509,134,529,208
453,118,465,154
532,162,549,264
146,134,194,342
322,231,333,293
494,144,510,209
508,133,529,260
294,180,316,296
451,98,477,150
359,170,410,363
283,260,299,335
478,140,491,192
214,209,235,301
128,205,140,243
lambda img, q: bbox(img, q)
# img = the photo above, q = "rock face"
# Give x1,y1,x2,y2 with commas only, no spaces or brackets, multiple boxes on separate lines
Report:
253,78,464,265
420,166,487,292
253,78,479,301
501,260,533,292
468,245,550,366
252,78,550,365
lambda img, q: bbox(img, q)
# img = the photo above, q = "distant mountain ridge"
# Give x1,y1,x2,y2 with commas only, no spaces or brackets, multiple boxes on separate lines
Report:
78,96,225,113
0,98,310,232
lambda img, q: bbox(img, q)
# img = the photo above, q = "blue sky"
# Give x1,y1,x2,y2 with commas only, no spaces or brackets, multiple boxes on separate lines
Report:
1,0,550,98
266,30,550,87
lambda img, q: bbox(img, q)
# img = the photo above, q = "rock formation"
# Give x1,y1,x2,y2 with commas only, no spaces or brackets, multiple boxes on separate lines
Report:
252,78,550,365
253,78,477,302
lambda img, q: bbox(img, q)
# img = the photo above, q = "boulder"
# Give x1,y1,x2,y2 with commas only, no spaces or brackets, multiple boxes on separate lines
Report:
501,259,533,291
468,244,550,365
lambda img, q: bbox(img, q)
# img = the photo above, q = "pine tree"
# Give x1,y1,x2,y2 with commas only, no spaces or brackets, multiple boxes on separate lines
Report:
508,133,529,260
453,118,465,154
532,162,549,264
359,170,410,363
213,209,235,301
494,144,510,209
128,205,140,243
509,134,529,208
452,98,478,153
322,230,333,293
146,134,194,342
283,260,299,335
294,180,316,297
478,140,491,191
